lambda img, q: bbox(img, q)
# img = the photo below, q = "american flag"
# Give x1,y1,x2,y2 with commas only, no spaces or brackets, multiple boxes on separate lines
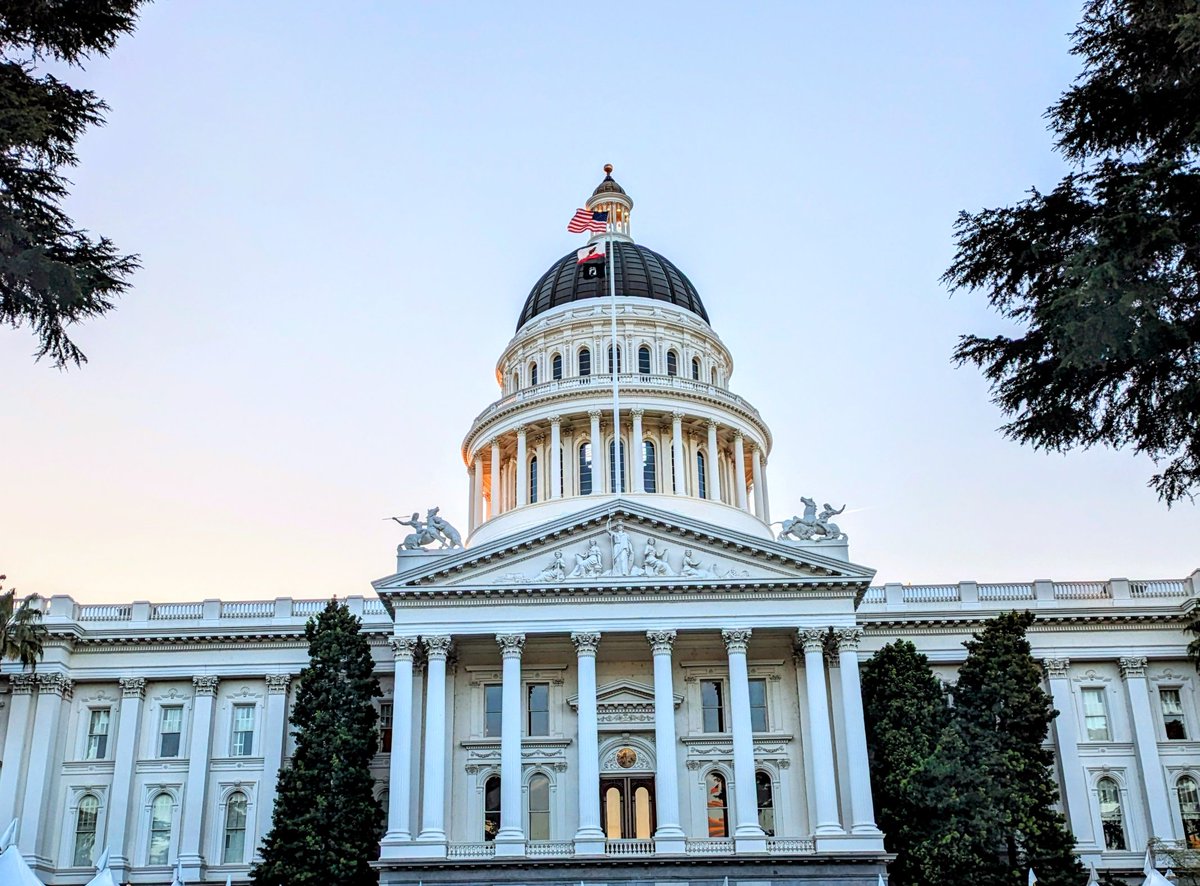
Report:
567,209,609,234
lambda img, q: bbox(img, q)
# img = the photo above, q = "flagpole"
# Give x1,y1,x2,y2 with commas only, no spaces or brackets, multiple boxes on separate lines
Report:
608,219,620,493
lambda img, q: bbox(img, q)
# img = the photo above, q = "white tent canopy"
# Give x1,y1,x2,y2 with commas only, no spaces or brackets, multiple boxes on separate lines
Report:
83,848,119,886
0,820,46,886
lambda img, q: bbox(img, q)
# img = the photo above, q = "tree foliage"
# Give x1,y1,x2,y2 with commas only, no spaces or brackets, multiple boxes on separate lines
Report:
0,0,143,367
942,1,1200,504
0,574,46,668
863,614,1083,886
252,600,385,886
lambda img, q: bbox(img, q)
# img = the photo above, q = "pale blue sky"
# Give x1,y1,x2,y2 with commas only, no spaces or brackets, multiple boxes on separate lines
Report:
2,2,1196,604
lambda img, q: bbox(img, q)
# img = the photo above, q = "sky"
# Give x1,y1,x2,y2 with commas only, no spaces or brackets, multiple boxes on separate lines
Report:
2,2,1197,605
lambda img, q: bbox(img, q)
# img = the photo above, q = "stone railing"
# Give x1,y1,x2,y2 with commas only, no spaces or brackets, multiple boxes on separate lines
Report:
859,575,1196,611
685,838,736,855
767,837,816,854
526,840,575,858
605,838,655,856
446,842,495,860
76,604,133,621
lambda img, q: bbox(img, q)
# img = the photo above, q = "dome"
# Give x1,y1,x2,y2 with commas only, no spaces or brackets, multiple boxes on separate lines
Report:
592,173,626,196
517,241,710,330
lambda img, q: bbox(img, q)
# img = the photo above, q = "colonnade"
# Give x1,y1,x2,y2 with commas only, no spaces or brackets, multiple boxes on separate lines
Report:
379,626,877,859
466,409,770,533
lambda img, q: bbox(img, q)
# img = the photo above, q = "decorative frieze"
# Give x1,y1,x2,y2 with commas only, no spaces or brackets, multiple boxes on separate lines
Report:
120,676,146,698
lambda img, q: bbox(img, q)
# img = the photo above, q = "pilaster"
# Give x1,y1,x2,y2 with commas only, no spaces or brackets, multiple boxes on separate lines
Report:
256,673,292,860
1042,657,1095,847
0,673,37,824
20,673,72,864
1120,655,1174,839
178,675,219,880
108,677,147,879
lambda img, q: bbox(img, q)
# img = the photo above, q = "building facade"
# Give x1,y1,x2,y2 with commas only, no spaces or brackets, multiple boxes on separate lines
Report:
2,170,1198,885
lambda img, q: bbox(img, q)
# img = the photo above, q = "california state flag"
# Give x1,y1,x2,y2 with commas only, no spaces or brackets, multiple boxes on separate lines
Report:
576,241,606,264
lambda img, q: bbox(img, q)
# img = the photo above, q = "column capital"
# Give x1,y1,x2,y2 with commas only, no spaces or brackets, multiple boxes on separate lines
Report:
35,672,72,698
489,436,501,449
571,631,601,656
798,627,827,653
496,633,526,659
1043,657,1071,679
265,674,292,694
1119,656,1148,679
390,636,419,660
588,408,603,419
671,410,685,422
10,672,37,694
733,430,744,441
423,635,453,660
549,414,562,426
721,628,752,654
647,629,677,654
120,676,147,699
515,425,528,437
835,627,863,650
706,418,719,431
630,408,645,419
192,675,220,696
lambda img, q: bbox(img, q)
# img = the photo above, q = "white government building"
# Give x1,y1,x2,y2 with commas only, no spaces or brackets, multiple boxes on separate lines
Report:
3,169,1199,885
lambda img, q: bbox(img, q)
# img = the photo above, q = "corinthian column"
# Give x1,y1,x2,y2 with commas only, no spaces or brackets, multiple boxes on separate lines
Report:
723,629,767,851
381,637,418,855
751,446,765,519
671,412,686,495
515,427,529,507
589,410,603,494
550,417,563,499
489,438,501,517
647,630,685,853
835,628,880,835
706,420,721,501
416,636,451,855
732,432,749,510
799,629,841,835
495,633,527,855
630,409,645,493
108,677,146,879
572,632,605,854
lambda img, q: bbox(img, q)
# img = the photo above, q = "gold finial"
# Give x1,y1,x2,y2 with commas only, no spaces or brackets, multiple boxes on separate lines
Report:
603,163,613,175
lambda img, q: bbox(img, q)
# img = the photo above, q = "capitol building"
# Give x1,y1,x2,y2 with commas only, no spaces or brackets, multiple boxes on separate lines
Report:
2,169,1198,885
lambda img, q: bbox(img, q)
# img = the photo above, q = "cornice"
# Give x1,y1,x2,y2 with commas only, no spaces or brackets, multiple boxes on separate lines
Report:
858,611,1188,635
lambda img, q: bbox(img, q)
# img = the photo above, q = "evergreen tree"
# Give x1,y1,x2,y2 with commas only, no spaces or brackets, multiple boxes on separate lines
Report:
948,612,1083,886
861,640,952,886
0,0,143,367
942,1,1200,504
252,600,385,886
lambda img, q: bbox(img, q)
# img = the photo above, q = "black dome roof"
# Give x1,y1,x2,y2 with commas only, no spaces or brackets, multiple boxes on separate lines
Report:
517,241,709,330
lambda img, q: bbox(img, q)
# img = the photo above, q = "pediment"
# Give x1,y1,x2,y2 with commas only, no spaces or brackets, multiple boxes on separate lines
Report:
373,499,875,597
566,679,682,730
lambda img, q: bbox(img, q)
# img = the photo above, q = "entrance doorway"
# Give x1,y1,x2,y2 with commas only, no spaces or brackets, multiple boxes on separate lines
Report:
601,776,656,839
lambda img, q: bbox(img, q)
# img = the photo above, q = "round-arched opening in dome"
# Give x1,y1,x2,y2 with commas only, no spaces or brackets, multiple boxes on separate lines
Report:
517,241,709,331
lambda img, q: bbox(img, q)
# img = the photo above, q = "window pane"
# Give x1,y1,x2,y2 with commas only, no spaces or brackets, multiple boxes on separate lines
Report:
638,347,651,374
697,451,706,498
149,793,173,865
484,776,501,841
528,683,549,736
579,348,591,376
642,441,657,493
634,785,653,839
232,705,255,756
1179,776,1200,849
605,786,623,839
579,444,593,495
666,351,677,376
86,709,111,760
74,795,99,867
756,771,775,836
529,774,550,840
701,680,724,733
529,455,538,504
705,773,728,837
1098,778,1126,850
609,440,626,494
1162,689,1188,739
223,793,248,864
379,702,393,753
485,684,503,737
692,358,700,380
1081,688,1110,741
552,354,563,380
749,679,769,732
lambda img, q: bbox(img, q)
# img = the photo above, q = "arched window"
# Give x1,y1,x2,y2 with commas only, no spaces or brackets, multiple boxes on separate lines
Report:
148,792,173,865
579,443,593,495
609,439,626,494
692,357,701,380
638,346,651,374
696,451,707,499
530,362,538,386
756,771,775,836
710,367,717,384
484,775,501,841
222,791,248,864
74,794,99,867
642,440,657,493
529,773,551,841
1097,777,1126,850
512,371,519,392
666,350,678,376
551,353,563,380
529,455,539,504
1179,776,1200,848
578,347,591,377
705,772,728,837
608,345,621,373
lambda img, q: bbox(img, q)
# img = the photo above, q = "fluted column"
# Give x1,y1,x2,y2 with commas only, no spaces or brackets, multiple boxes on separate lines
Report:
572,632,605,854
723,629,767,850
472,456,484,529
257,674,292,858
489,438,501,517
732,432,749,511
647,630,685,852
0,674,36,825
671,412,686,495
751,446,765,519
835,629,880,835
108,677,146,878
381,638,418,853
799,629,842,835
19,673,72,862
706,420,721,501
589,409,603,494
630,409,645,493
496,633,526,855
179,675,219,878
1043,658,1095,846
549,417,563,499
417,636,452,854
515,427,528,507
1121,656,1173,838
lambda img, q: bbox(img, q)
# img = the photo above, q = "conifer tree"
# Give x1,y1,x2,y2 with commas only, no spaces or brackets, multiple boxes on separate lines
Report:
948,611,1083,886
252,600,385,886
861,640,951,886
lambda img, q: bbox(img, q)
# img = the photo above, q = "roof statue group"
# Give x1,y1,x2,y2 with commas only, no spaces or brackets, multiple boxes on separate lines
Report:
777,497,848,543
390,507,462,550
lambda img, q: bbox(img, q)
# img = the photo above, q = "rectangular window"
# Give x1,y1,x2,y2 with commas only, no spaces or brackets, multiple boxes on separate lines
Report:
379,702,393,753
1081,688,1110,741
701,680,725,733
484,684,503,737
749,678,769,732
231,704,255,756
159,706,183,758
1161,688,1188,739
85,708,111,760
528,683,550,736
